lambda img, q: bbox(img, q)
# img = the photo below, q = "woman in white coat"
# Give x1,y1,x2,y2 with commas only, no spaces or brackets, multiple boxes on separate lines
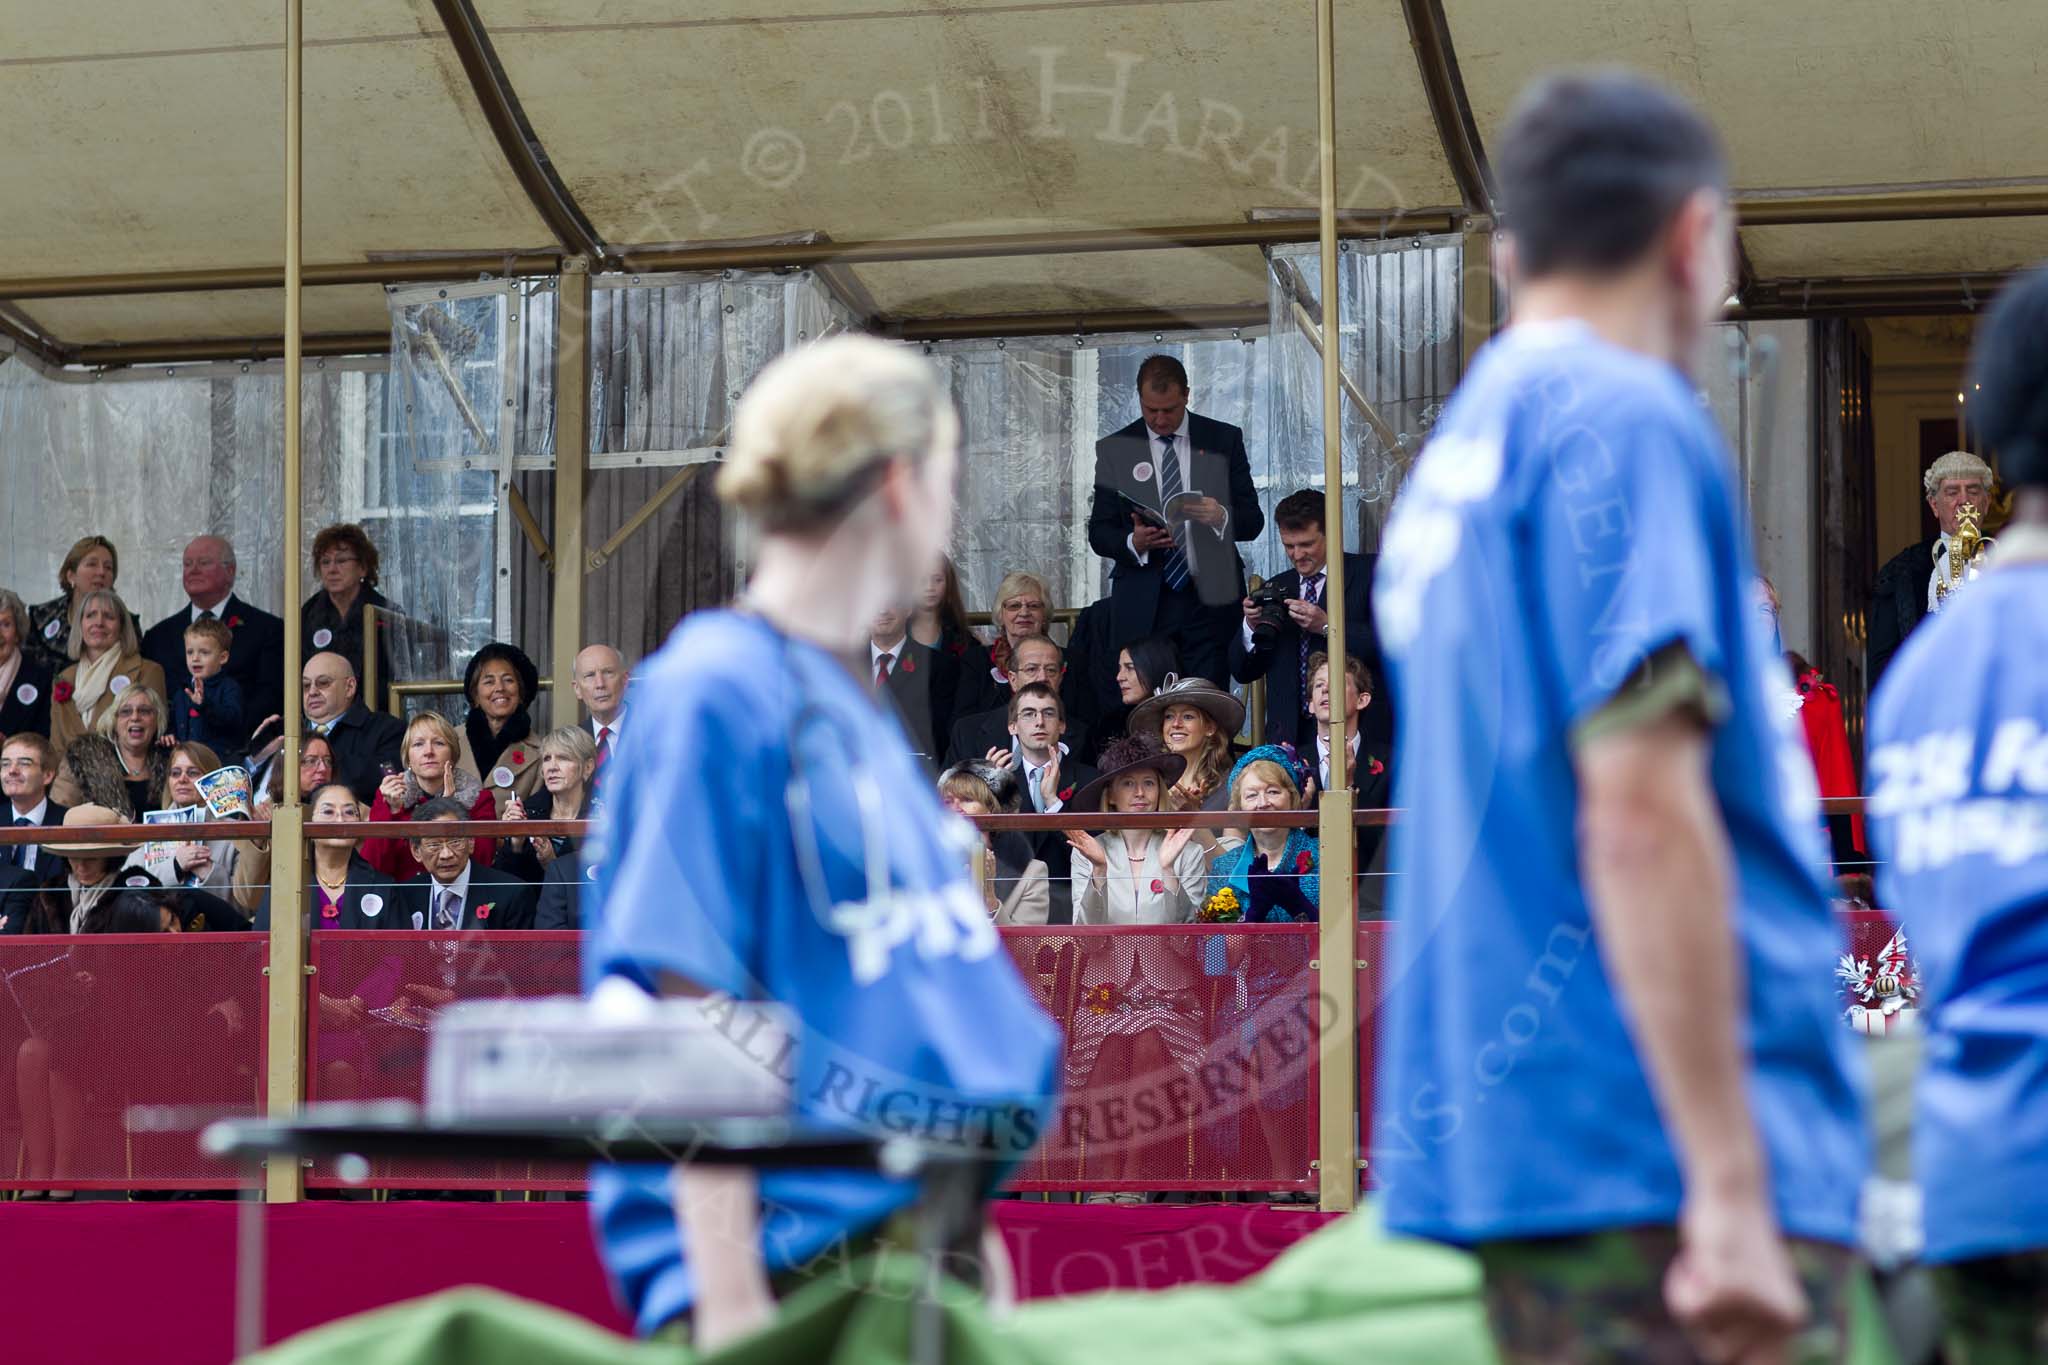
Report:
1061,733,1208,1199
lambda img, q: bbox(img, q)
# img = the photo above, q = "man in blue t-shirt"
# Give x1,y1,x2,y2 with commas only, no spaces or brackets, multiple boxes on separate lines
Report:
1372,74,1867,1363
1865,264,2048,1361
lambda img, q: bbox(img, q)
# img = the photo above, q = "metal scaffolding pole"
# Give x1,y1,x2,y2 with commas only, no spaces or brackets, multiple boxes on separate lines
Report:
263,0,309,1206
552,259,592,722
1313,0,1360,1216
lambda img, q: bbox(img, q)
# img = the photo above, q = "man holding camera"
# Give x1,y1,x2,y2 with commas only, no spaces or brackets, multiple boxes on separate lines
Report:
1228,488,1385,752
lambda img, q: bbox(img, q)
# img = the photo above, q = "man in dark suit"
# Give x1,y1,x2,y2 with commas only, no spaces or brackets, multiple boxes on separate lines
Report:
535,854,587,930
987,684,1097,926
944,635,1089,766
398,798,539,930
298,651,405,804
0,733,66,882
140,536,287,740
870,606,958,770
1228,488,1387,752
1869,450,1996,685
1088,354,1264,686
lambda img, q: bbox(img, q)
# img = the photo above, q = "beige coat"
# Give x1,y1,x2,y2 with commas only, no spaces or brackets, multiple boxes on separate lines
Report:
455,726,544,817
50,652,166,758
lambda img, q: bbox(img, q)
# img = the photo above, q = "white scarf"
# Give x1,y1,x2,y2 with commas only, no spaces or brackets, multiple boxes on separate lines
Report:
71,648,122,715
67,871,114,934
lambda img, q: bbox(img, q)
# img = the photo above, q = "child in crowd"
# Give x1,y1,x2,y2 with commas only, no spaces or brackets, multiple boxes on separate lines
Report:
173,617,245,765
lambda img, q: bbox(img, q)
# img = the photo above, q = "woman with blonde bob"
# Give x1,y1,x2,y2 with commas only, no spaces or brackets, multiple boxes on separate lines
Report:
498,724,598,882
361,710,495,881
937,760,1049,925
51,589,164,757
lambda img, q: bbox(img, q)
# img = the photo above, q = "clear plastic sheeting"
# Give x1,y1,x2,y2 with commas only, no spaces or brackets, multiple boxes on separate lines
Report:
1264,238,1463,560
514,270,860,462
0,357,383,630
382,282,516,700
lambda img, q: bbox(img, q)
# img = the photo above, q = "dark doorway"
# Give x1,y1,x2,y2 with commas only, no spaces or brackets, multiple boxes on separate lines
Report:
1918,417,1960,543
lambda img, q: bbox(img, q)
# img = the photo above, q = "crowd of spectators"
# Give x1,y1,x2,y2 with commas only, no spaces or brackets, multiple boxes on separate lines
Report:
0,527,631,950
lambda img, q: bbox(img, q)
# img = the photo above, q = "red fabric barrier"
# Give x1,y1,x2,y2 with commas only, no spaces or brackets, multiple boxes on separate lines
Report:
0,934,267,1190
304,931,582,1190
1001,925,1320,1192
0,1199,1337,1363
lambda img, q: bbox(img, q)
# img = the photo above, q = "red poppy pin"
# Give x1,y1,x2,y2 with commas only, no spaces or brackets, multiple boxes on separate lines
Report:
53,679,73,704
476,904,493,922
946,640,966,656
899,655,915,674
227,616,244,629
1058,785,1074,801
510,750,525,765
321,904,339,919
1295,849,1312,874
1149,879,1164,894
1368,757,1385,776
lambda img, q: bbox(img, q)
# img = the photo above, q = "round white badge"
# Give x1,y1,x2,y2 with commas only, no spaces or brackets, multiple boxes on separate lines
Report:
491,765,514,788
125,874,152,888
587,864,599,881
111,674,131,694
312,628,333,649
15,683,36,705
360,893,384,918
42,618,60,640
1132,461,1153,483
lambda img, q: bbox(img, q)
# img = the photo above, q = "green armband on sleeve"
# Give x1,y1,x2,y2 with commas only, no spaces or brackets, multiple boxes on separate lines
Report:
1568,642,1730,754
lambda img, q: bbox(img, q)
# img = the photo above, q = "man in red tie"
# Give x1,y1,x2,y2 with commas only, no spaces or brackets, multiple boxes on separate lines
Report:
570,644,629,777
868,606,955,770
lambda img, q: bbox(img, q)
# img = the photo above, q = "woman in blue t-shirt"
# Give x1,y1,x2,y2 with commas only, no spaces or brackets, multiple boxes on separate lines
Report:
581,336,1062,1349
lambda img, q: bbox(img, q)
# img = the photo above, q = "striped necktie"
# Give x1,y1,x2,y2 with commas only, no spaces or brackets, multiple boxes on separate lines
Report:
1155,433,1192,591
1299,573,1323,705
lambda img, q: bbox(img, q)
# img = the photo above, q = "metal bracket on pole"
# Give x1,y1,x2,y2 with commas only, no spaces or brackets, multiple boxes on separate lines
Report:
585,462,705,573
1272,255,1403,454
504,480,555,570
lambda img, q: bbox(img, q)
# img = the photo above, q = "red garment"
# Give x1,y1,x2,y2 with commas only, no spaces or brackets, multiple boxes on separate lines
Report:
360,786,498,882
1795,667,1866,853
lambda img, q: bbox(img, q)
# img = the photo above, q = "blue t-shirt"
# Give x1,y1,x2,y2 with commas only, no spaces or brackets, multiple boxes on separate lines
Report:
1369,321,1867,1246
1866,557,2048,1263
581,610,1062,1335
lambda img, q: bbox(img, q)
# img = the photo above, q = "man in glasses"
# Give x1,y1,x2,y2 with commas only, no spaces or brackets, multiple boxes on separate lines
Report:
399,796,538,930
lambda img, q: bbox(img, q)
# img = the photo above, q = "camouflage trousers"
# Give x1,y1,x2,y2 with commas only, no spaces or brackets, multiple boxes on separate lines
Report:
1475,1225,1854,1364
1931,1248,2048,1365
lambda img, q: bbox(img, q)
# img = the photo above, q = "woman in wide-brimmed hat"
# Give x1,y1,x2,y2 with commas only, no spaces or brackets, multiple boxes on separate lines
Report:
1061,732,1209,1199
1128,674,1244,843
14,804,152,936
1063,732,1208,923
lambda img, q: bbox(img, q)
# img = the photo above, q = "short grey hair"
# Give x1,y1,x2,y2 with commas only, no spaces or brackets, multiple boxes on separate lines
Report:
1923,450,1994,499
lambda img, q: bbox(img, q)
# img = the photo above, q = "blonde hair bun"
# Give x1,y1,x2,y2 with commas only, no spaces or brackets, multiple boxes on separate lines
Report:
718,335,952,531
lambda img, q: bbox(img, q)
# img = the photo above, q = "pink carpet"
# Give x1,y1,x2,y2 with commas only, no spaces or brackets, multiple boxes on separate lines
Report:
0,1199,1334,1363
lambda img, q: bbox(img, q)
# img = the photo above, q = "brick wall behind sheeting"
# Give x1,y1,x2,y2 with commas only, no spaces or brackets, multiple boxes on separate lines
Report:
511,464,735,725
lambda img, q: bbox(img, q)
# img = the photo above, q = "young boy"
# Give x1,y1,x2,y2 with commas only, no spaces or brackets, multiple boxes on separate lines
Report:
174,616,245,763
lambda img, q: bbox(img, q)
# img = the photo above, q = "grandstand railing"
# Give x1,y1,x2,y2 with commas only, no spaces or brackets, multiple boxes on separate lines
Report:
0,804,1881,1200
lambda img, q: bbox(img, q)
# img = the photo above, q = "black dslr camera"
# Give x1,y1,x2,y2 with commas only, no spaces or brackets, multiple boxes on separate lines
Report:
1247,583,1291,643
